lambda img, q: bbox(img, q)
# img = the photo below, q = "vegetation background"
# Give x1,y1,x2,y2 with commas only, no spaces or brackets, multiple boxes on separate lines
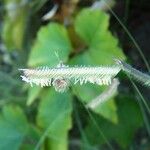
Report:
0,0,150,149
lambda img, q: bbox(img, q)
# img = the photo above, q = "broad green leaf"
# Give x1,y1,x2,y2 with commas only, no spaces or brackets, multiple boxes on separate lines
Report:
69,51,96,66
75,9,125,65
47,132,68,150
0,105,29,150
72,83,104,103
28,23,72,67
75,8,109,45
89,31,125,65
83,95,143,148
72,81,118,123
94,98,118,123
37,89,73,150
27,86,41,106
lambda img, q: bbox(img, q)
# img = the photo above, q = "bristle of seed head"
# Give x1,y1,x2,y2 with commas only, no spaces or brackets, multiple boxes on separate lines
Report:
19,65,121,92
115,59,150,87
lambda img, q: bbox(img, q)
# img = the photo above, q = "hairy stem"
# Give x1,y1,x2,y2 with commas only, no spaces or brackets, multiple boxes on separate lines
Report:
116,59,150,87
86,78,119,109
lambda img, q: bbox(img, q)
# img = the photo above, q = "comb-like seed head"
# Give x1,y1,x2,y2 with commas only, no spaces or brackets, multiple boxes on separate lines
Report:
19,64,121,92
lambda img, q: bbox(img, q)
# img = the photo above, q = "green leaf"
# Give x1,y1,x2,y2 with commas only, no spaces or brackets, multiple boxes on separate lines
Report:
72,82,104,103
28,23,72,67
89,31,125,65
94,98,118,123
0,105,29,150
27,86,41,106
72,81,118,123
75,8,109,45
37,89,73,150
83,95,143,148
47,133,68,150
74,8,126,65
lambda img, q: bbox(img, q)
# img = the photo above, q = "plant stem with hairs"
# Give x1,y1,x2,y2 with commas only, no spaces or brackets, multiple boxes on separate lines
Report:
19,60,150,93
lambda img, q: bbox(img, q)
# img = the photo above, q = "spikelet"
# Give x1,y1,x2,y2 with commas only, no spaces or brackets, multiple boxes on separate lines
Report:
19,63,121,92
115,59,150,87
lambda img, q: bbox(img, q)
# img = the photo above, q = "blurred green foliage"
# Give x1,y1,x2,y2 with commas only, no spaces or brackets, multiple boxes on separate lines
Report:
2,0,30,50
83,95,143,149
0,105,28,149
0,1,146,150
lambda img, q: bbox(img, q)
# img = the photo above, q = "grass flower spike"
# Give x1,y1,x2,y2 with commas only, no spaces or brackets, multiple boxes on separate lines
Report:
19,59,150,92
115,59,150,87
19,63,121,92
